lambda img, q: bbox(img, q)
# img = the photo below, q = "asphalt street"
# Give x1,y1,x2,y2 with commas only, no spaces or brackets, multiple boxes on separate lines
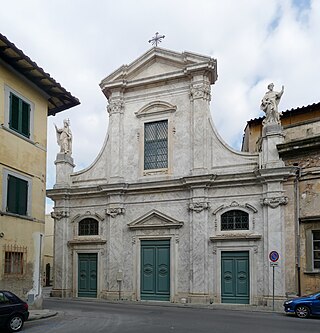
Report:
23,298,319,333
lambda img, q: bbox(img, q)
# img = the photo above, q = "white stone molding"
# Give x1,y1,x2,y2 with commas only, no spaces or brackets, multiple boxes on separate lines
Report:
71,211,104,223
189,201,210,213
210,233,262,241
260,196,288,209
190,82,211,101
107,98,124,115
128,209,184,230
135,101,177,118
212,201,258,215
105,207,125,218
51,210,69,220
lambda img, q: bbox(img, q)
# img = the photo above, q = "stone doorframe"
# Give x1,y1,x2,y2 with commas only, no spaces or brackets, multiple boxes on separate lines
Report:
212,243,259,305
69,242,106,298
131,233,180,302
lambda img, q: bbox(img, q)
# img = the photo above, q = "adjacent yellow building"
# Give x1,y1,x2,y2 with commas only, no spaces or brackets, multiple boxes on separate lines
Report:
0,33,79,308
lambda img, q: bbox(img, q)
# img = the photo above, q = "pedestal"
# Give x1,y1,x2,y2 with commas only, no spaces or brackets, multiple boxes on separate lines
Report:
54,153,75,188
261,123,285,168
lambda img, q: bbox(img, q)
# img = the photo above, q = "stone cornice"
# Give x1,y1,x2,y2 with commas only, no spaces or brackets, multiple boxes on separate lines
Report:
67,239,107,246
255,167,296,183
277,135,320,156
47,172,265,199
210,234,262,242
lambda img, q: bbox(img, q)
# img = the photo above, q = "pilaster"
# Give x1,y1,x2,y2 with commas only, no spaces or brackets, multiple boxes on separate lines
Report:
190,75,211,175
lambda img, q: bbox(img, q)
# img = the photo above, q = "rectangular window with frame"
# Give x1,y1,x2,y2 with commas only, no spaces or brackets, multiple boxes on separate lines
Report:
313,231,320,270
144,120,168,170
9,92,31,138
4,245,27,275
6,174,28,216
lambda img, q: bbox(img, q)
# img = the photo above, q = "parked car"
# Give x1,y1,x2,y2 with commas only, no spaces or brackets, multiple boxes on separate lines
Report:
0,291,29,332
283,291,320,318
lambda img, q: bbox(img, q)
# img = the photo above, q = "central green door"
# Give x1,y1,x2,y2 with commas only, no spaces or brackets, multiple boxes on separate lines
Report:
141,240,170,301
221,251,249,304
78,253,97,298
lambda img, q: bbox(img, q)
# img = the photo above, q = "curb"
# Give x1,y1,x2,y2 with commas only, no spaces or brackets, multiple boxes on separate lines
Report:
28,310,58,321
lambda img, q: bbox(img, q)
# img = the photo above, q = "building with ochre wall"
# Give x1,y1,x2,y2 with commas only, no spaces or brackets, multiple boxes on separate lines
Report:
0,33,79,308
242,102,320,296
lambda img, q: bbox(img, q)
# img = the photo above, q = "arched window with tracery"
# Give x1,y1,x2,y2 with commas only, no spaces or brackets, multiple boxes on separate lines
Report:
221,210,249,231
78,218,99,236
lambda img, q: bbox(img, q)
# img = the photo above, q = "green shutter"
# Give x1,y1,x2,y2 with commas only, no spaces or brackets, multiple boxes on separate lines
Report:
7,175,28,216
9,93,20,132
9,93,31,138
7,175,17,213
21,101,30,137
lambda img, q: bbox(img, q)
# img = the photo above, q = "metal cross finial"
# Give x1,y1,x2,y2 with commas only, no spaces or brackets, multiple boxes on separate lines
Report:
148,32,165,47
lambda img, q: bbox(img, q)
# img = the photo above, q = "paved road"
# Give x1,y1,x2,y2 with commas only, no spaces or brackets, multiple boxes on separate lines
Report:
24,298,319,333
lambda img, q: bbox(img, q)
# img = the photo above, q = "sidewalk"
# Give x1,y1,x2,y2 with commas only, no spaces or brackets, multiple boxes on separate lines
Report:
28,309,58,321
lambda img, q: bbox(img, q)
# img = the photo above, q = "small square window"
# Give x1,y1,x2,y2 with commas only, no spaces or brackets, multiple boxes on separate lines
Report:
4,245,27,275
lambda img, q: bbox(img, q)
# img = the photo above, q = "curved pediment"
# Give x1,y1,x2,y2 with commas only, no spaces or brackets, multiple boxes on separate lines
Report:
128,210,184,230
135,101,177,118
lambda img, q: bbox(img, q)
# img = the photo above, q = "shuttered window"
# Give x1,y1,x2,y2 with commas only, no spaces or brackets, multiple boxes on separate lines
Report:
221,210,249,230
144,120,168,170
313,231,320,270
7,174,28,216
9,92,30,138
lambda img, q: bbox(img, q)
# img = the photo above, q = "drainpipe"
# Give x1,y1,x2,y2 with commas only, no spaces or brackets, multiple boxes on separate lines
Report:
293,164,301,296
37,234,43,296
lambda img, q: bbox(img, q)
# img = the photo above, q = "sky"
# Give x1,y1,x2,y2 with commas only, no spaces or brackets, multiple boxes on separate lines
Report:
1,0,319,213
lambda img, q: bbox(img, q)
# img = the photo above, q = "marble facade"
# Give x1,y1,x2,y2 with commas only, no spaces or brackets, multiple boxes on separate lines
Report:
47,47,296,307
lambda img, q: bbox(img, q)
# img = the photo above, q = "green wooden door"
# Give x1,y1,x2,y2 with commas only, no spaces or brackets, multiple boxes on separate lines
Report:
78,253,97,298
221,251,249,304
141,240,170,301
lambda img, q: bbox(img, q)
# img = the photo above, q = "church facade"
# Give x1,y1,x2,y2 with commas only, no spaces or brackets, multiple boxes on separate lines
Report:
47,47,297,307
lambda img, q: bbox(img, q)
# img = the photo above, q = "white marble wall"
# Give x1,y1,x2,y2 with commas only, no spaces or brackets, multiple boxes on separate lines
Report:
48,47,294,307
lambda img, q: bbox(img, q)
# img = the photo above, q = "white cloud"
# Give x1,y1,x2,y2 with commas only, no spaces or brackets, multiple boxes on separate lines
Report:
1,0,319,212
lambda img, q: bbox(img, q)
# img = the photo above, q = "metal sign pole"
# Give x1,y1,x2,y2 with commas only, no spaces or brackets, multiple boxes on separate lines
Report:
272,265,275,311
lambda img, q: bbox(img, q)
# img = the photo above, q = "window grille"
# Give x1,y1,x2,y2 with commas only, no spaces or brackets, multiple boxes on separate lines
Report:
313,231,320,270
79,218,99,236
144,120,168,170
221,210,249,231
4,244,27,275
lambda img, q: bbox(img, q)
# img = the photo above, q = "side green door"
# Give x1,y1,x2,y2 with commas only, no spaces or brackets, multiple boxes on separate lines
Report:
141,240,170,301
78,253,97,298
221,251,249,304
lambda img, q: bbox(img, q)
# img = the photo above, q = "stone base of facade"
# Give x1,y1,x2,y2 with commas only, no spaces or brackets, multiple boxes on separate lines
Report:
51,289,73,298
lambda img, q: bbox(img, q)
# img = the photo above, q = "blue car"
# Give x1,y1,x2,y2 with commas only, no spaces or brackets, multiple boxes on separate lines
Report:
283,292,320,318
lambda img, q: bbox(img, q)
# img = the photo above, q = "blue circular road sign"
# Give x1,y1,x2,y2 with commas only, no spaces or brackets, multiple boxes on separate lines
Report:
269,251,279,262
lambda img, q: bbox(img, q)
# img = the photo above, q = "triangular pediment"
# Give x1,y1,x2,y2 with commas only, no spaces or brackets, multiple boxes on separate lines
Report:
127,209,184,230
100,47,217,97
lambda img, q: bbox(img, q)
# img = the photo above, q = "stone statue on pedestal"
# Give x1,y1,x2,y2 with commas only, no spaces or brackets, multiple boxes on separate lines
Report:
261,83,284,125
55,119,72,155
